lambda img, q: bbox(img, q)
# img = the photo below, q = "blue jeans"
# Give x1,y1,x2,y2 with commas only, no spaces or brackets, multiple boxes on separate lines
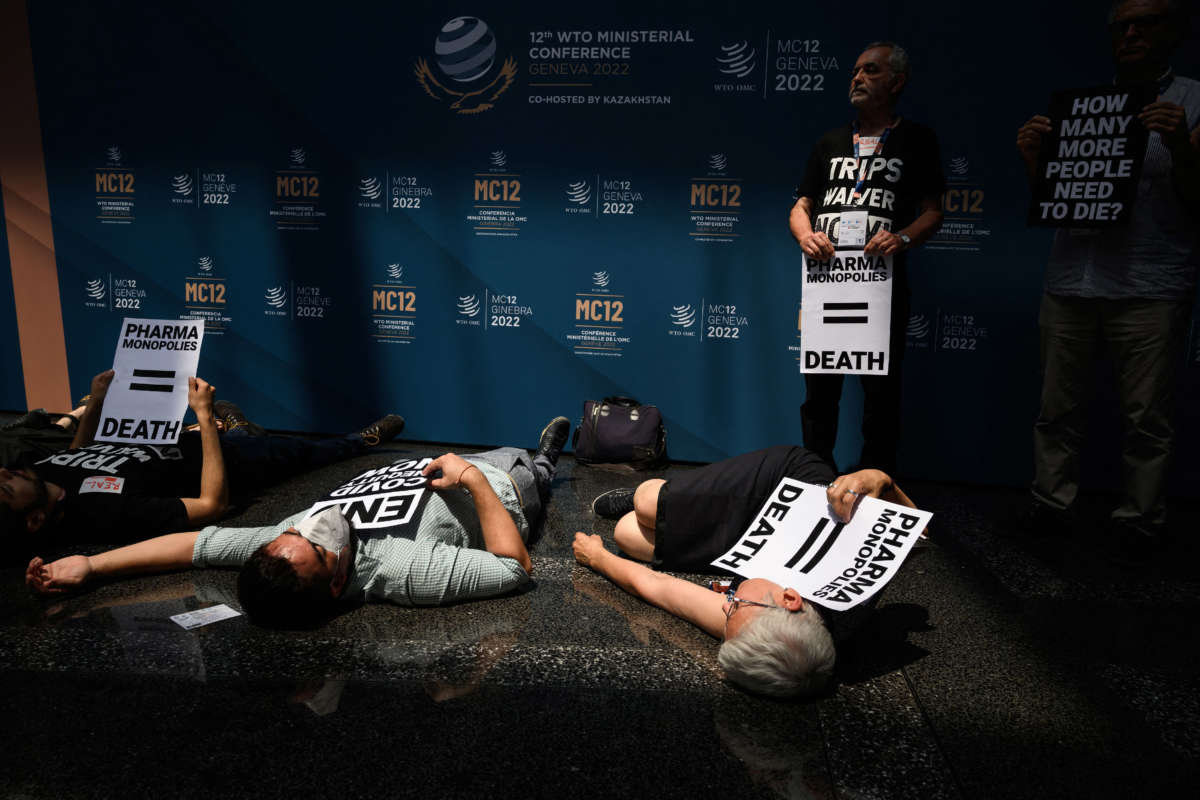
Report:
464,446,555,526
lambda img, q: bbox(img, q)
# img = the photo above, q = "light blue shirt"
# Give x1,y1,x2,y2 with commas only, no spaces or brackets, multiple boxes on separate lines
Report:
192,460,530,606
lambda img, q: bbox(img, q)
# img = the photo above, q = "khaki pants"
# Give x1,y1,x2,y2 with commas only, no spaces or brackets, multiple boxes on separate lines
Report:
1032,292,1191,526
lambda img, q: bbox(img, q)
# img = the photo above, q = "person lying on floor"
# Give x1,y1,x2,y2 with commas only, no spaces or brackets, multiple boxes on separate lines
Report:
26,418,571,628
573,445,919,698
1,370,405,558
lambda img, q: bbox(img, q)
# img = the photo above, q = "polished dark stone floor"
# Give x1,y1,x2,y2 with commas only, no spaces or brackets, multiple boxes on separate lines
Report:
3,429,1198,798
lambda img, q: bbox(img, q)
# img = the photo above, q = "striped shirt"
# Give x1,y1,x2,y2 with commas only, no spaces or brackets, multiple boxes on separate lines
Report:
192,460,530,606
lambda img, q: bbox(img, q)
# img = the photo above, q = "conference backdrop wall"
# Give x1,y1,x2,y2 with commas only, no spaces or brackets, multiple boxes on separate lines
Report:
0,189,23,411
6,0,1200,485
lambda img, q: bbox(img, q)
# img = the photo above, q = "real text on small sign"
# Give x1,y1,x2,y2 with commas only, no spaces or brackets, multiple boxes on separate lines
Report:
96,318,205,446
170,603,241,630
710,478,934,610
1028,83,1155,228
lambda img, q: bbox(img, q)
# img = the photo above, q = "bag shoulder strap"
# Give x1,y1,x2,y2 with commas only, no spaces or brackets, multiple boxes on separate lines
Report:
602,395,639,407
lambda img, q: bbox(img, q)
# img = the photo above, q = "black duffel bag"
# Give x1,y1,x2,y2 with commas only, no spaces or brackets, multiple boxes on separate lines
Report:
572,396,667,469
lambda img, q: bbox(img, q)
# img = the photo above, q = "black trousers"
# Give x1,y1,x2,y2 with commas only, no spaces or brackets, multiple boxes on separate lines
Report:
801,289,910,474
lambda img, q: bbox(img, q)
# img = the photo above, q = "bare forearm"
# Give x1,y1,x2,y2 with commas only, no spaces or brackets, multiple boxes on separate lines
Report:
70,398,104,448
589,547,661,599
789,198,815,243
899,205,944,248
184,412,228,523
463,468,532,574
89,532,200,579
585,547,724,637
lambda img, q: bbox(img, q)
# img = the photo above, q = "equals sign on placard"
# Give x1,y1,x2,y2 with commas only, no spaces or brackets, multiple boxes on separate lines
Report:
129,369,176,392
823,302,868,324
783,517,846,574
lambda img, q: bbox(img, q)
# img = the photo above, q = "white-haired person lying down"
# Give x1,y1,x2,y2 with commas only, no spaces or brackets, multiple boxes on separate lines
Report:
573,445,920,698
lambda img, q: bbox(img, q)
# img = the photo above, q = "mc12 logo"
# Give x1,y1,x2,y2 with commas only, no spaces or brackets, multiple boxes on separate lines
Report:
373,289,416,312
276,175,320,199
185,280,225,304
689,183,741,207
575,298,623,322
942,188,983,213
96,172,134,193
474,178,521,202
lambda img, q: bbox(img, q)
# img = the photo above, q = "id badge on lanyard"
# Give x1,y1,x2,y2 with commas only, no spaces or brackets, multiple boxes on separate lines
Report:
841,121,891,248
850,121,891,201
838,209,869,248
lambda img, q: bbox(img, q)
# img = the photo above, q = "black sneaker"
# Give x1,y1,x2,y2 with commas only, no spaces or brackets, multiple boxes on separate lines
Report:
535,416,570,464
213,400,266,436
592,487,636,519
360,414,405,447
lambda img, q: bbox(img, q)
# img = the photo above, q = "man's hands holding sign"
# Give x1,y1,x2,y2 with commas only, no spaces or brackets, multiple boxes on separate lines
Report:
791,205,918,259
181,375,228,526
825,468,921,525
69,370,115,448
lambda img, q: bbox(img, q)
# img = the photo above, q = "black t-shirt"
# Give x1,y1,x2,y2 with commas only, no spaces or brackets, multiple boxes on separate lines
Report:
0,420,74,468
794,119,944,282
656,445,878,642
654,445,835,574
34,436,205,542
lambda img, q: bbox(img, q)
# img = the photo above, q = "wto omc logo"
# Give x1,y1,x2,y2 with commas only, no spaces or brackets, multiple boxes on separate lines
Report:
457,294,480,317
949,156,969,176
386,263,404,281
907,314,931,339
415,16,517,115
172,174,194,196
85,278,106,301
670,304,696,328
265,286,287,309
906,313,932,350
566,180,591,205
717,42,756,78
592,271,611,288
490,150,507,169
289,148,306,168
106,146,122,166
359,177,382,200
700,153,729,178
197,256,214,273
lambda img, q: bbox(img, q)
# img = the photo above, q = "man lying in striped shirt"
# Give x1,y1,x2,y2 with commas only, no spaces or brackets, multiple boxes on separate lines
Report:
25,417,571,628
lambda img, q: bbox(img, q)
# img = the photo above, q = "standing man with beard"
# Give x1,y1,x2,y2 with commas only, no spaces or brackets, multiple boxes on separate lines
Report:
789,42,945,475
1017,0,1199,559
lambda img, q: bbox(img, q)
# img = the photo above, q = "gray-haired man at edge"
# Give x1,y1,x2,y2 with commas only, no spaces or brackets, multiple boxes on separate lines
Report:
1016,0,1200,560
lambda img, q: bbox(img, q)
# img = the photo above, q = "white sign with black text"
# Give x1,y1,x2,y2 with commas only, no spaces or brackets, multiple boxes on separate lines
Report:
710,478,933,610
304,457,433,535
96,318,204,445
801,251,892,375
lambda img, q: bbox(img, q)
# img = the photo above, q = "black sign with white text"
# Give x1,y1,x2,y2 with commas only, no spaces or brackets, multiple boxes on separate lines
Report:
1028,83,1155,227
